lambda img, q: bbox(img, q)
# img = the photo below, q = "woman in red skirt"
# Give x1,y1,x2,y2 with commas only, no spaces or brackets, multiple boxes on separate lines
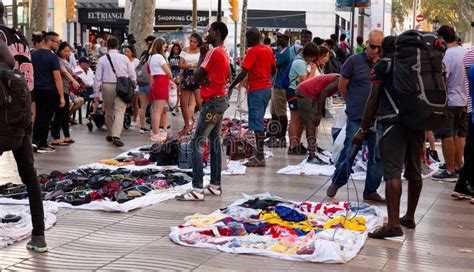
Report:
148,38,173,142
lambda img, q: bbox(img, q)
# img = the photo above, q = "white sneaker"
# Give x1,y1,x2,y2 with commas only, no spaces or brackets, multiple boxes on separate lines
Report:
203,185,222,196
37,146,56,154
175,189,204,201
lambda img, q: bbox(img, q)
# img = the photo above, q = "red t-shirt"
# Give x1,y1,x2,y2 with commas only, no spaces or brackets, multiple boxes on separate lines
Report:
296,74,339,100
242,45,276,91
200,46,229,102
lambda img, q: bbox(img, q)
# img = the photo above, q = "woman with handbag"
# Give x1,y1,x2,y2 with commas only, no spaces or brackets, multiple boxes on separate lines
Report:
148,38,173,142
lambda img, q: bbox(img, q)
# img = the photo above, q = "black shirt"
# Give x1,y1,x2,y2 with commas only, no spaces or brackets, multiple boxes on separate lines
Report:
371,57,398,124
31,48,60,91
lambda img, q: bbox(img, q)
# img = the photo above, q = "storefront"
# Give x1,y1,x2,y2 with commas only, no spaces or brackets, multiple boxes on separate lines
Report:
77,2,128,44
247,10,307,44
77,3,220,45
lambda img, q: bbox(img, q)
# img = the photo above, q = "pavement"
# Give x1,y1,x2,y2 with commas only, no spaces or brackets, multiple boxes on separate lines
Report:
0,105,473,271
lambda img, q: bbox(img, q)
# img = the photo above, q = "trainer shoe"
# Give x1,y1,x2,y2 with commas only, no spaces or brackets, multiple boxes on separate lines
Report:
139,128,150,134
203,185,222,196
288,144,308,155
427,148,440,162
451,186,474,199
36,146,56,154
175,189,204,201
26,235,48,253
32,143,38,153
432,170,457,182
112,137,124,147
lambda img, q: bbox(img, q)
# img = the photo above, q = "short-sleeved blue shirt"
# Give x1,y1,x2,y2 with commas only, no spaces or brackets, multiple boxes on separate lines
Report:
340,52,375,121
288,55,307,90
32,48,61,92
273,47,291,89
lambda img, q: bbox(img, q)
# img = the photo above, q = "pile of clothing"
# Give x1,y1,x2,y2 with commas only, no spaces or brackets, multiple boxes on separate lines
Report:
0,168,191,206
170,193,384,263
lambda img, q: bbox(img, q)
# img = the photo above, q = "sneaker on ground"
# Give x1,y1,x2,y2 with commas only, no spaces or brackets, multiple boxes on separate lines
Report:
203,185,222,196
32,143,38,153
432,170,457,182
451,186,474,199
36,146,56,154
439,163,447,170
26,235,48,253
139,128,150,134
175,189,204,201
428,149,440,162
288,146,307,155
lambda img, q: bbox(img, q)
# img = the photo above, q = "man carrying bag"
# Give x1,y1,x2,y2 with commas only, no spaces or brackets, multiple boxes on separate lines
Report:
94,38,136,147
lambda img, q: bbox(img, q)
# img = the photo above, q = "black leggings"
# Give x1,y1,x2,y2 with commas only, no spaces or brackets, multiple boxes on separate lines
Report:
52,93,70,139
0,128,45,236
458,114,474,188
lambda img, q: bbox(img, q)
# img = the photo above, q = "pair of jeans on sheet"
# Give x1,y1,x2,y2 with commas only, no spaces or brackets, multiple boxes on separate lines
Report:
192,96,229,189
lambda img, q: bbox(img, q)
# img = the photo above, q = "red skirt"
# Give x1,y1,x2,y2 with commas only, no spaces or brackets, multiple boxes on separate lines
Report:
148,75,169,101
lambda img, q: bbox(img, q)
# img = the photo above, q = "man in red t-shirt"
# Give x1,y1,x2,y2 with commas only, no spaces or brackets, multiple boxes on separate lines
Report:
229,28,276,167
176,22,230,201
296,74,340,164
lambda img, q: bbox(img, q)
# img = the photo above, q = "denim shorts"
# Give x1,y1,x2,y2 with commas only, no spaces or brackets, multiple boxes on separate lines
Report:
138,84,150,94
247,88,271,132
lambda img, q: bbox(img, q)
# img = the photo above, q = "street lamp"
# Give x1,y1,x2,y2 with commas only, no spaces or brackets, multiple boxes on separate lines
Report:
433,18,440,32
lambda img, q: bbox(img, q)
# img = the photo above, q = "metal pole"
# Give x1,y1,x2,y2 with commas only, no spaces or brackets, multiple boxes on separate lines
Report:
217,0,222,22
350,0,355,54
12,0,18,29
412,0,417,29
233,22,237,65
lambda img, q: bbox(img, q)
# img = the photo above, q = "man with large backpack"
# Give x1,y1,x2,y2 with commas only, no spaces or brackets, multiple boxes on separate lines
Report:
353,31,448,238
0,41,48,252
432,25,469,182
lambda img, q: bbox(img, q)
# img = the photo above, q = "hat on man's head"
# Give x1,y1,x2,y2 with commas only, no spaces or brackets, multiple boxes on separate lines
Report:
78,57,91,64
275,28,290,37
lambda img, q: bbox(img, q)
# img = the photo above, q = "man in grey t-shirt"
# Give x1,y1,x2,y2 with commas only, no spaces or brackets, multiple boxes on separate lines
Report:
433,25,469,182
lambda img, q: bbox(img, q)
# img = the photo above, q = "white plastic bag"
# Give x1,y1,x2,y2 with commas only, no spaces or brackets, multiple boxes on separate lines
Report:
236,87,248,113
168,81,178,109
331,124,346,163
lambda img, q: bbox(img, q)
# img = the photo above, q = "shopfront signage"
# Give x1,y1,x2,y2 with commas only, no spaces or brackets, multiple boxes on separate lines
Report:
155,9,219,27
78,8,129,25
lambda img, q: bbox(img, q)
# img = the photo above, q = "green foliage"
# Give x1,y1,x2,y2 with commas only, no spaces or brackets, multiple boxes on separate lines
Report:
392,0,472,34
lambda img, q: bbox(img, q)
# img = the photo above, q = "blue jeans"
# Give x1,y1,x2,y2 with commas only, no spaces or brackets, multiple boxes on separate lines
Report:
192,96,229,189
332,119,382,197
247,88,271,132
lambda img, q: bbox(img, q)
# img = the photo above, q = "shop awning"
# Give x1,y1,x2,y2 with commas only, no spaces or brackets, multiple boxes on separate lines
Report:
247,10,307,32
77,2,119,9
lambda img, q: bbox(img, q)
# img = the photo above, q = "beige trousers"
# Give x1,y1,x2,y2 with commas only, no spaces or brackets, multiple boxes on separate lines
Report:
101,83,127,138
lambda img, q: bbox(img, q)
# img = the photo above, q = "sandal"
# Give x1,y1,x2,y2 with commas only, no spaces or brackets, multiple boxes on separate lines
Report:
244,157,266,167
368,226,403,239
63,139,75,144
400,216,416,229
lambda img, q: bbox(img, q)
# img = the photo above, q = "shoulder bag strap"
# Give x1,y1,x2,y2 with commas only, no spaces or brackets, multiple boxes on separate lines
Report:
105,54,117,76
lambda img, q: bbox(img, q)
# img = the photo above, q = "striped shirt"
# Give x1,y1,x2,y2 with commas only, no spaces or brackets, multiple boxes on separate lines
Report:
463,47,474,113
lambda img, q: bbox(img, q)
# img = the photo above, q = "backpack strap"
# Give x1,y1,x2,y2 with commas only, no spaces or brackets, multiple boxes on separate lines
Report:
105,54,117,76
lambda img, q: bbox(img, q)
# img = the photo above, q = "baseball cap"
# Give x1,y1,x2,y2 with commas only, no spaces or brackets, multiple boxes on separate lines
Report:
78,57,91,64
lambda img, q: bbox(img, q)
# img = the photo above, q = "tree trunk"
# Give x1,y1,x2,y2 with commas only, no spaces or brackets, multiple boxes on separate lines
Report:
192,0,197,32
29,0,48,33
239,0,248,65
128,0,156,57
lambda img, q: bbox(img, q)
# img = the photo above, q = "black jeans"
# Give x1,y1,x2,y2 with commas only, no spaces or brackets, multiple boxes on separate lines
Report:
456,114,474,189
33,90,59,147
52,93,70,139
0,127,45,236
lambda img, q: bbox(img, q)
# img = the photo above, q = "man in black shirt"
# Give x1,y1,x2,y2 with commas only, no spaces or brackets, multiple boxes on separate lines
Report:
31,31,65,153
352,36,425,239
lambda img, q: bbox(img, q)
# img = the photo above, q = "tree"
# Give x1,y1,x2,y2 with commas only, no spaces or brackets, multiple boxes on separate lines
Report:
29,0,48,33
239,0,248,64
128,0,156,57
422,0,471,34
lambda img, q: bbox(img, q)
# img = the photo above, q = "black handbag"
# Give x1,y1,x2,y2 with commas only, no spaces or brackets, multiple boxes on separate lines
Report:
106,54,134,104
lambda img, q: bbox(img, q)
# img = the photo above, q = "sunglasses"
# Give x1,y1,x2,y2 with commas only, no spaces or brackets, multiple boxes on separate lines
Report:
369,44,381,50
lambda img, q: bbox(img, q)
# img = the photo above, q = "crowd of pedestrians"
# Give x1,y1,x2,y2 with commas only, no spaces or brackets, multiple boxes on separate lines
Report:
0,4,473,253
